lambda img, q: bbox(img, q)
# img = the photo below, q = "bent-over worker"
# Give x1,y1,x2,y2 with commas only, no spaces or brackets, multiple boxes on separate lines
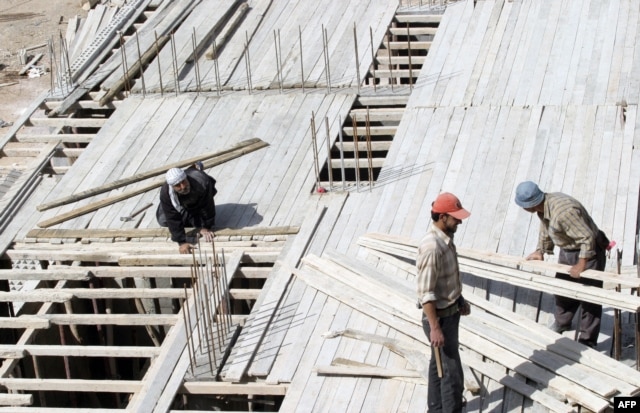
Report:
514,181,609,348
157,164,217,254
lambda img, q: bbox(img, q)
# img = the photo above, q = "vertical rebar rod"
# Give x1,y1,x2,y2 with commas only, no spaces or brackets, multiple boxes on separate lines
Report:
203,268,220,368
213,39,221,96
202,281,216,374
311,112,321,190
48,38,55,92
61,34,72,88
244,31,253,93
274,30,282,93
351,114,361,188
58,36,68,94
220,248,233,330
369,27,377,92
386,30,394,91
135,30,146,96
211,237,229,336
407,23,413,89
212,270,225,350
322,25,331,93
353,23,361,93
183,285,195,375
119,31,131,96
170,31,180,95
365,106,374,190
154,31,164,96
58,325,77,407
190,250,204,352
299,26,305,92
192,28,202,94
324,116,333,190
338,114,346,191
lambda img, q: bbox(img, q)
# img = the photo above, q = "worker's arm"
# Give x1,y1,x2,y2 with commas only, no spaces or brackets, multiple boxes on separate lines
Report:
422,301,444,347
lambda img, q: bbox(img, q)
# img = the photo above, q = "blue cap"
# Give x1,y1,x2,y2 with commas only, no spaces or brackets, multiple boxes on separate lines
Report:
515,181,544,208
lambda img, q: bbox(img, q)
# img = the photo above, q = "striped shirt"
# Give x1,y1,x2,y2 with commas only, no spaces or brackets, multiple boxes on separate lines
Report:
536,192,600,259
416,223,462,309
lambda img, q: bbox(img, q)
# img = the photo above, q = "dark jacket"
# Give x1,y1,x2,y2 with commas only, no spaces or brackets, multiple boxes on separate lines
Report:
158,168,217,243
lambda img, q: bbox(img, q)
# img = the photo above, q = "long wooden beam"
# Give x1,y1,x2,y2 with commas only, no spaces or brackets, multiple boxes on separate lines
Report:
0,314,178,329
25,225,298,240
0,345,161,359
37,138,267,212
0,288,189,302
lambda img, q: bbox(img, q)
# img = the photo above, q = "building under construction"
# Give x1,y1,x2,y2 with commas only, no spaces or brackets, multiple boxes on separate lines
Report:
0,0,640,411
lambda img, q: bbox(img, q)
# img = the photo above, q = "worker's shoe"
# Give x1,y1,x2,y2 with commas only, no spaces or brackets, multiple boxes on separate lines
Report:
578,339,596,349
549,321,570,334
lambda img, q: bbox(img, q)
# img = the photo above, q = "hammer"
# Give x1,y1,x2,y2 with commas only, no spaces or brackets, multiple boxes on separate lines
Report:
120,202,153,222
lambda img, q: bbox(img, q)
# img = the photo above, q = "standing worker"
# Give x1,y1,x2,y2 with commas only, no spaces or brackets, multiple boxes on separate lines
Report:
416,192,471,413
514,181,609,348
157,163,218,254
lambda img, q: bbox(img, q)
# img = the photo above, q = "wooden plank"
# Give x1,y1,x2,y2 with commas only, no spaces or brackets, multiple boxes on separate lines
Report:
222,202,326,382
0,378,141,393
0,345,160,359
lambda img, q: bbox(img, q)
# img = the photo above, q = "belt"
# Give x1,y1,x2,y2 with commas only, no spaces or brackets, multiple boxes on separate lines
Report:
436,303,459,318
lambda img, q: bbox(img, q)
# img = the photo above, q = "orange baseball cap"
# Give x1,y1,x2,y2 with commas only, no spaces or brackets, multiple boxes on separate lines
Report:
432,192,470,220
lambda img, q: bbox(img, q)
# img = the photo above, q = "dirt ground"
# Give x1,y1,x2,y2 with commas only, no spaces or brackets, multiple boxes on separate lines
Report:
0,0,87,127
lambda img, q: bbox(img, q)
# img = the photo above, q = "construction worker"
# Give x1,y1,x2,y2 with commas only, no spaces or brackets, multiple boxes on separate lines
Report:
416,192,471,413
514,181,609,348
156,163,217,254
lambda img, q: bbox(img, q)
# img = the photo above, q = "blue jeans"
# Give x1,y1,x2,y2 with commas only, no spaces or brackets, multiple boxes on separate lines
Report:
422,312,464,413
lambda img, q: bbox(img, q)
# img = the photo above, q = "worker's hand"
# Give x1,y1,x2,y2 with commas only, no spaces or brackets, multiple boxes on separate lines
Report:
569,258,587,279
459,301,471,316
178,243,194,254
429,325,445,347
526,251,544,261
199,228,215,242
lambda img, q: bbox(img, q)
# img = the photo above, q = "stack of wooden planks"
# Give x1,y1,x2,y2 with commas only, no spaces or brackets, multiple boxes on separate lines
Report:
286,243,640,412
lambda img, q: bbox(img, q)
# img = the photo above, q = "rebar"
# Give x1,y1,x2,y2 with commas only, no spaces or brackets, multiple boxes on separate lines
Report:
338,114,346,190
244,31,253,93
118,31,131,96
353,23,361,93
220,248,233,330
213,39,221,96
274,29,283,92
365,106,374,190
351,114,361,189
191,29,202,93
386,31,394,91
322,25,331,93
135,30,146,96
407,23,413,89
299,26,305,92
154,31,164,96
202,281,216,374
182,285,195,375
325,116,333,190
369,27,377,92
170,31,180,95
311,112,321,190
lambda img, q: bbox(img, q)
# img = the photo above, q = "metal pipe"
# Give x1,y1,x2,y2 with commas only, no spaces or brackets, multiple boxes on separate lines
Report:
386,30,394,91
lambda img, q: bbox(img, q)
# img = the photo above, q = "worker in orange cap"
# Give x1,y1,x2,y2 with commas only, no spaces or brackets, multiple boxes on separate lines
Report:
416,192,471,413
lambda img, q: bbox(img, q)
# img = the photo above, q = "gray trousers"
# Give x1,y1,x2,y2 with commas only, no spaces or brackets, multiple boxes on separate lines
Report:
422,312,464,413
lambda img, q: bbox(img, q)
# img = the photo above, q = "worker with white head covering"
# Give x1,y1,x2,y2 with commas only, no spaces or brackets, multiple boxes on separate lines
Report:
157,163,217,254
